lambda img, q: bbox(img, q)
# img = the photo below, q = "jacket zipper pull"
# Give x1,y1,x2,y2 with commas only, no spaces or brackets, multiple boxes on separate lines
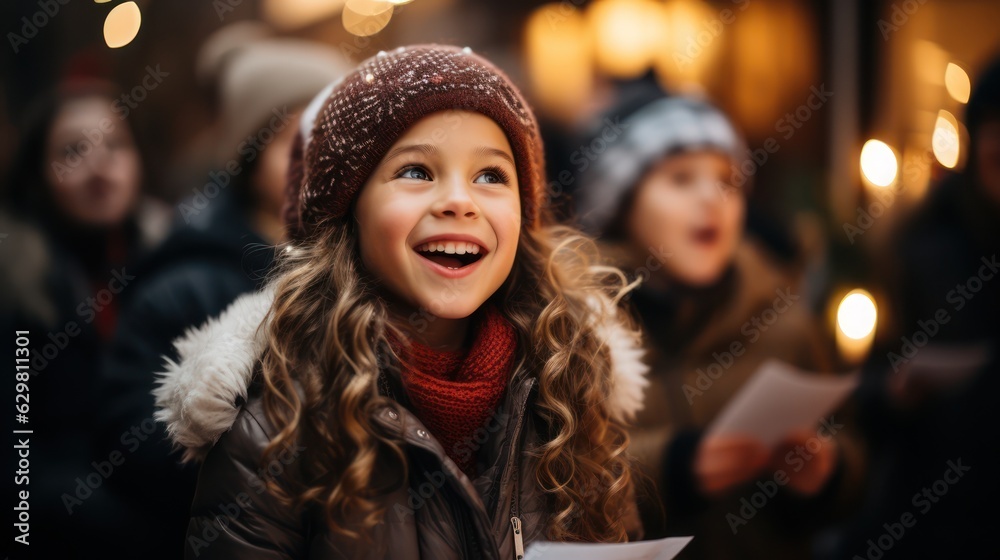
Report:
510,461,524,560
510,516,525,560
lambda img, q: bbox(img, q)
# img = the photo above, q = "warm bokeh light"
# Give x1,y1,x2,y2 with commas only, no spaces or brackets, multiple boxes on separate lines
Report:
587,0,662,78
525,4,593,124
912,40,948,86
860,139,899,188
901,144,932,200
837,290,878,340
262,0,346,31
342,0,394,36
652,0,716,90
727,1,818,135
103,1,141,49
932,110,961,169
945,62,971,104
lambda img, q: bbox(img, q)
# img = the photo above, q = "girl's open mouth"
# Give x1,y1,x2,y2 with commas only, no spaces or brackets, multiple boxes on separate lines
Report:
692,226,720,246
414,241,486,270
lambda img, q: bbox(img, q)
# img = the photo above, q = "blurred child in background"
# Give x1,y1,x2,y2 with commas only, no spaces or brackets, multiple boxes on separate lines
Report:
575,93,864,560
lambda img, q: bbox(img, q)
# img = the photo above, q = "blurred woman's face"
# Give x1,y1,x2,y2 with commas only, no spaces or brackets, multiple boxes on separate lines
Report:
43,96,141,228
627,151,744,287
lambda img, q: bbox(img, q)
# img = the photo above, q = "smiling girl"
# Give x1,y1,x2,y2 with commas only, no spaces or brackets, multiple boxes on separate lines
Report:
154,45,649,559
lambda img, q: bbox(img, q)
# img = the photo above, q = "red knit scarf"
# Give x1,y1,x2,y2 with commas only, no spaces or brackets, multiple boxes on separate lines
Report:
388,305,516,477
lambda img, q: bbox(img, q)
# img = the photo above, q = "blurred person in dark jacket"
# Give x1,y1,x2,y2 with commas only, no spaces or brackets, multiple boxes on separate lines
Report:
839,55,1000,559
1,81,170,556
575,94,864,560
94,37,351,559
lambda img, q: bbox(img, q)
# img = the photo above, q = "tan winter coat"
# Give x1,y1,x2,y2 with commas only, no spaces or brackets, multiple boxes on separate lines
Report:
625,241,865,560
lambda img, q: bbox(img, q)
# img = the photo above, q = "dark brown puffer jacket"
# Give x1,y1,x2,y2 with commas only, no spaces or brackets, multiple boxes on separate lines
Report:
153,286,650,559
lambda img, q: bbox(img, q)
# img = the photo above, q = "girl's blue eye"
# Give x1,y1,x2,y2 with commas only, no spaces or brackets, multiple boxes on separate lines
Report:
718,181,739,197
474,166,511,185
670,170,696,187
398,166,431,181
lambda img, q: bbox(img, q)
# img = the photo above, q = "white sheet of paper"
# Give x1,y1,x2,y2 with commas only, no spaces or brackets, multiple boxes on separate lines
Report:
706,359,859,447
523,536,693,560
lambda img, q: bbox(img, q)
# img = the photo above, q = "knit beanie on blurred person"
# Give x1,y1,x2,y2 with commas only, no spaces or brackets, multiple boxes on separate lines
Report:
214,38,353,165
574,95,747,237
282,44,546,242
194,21,272,94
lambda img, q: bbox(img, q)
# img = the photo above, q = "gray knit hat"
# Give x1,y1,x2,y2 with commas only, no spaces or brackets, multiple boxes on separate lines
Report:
575,96,746,236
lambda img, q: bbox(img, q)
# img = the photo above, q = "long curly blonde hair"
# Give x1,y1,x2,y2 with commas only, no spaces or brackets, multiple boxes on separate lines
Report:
258,210,642,543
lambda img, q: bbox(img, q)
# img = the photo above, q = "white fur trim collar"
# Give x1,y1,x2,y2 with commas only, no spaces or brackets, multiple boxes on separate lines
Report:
153,285,649,462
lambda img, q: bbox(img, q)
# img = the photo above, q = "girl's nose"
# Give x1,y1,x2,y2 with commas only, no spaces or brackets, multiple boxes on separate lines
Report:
696,176,728,205
431,175,480,219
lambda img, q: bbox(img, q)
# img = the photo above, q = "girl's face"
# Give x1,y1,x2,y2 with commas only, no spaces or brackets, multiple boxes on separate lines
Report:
355,110,521,321
627,151,744,287
43,96,141,228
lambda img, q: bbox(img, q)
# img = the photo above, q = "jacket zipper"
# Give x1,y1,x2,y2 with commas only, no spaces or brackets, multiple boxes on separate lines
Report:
505,378,535,560
510,463,524,560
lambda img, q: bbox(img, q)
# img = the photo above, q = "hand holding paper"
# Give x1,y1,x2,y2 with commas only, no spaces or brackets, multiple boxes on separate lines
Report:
706,359,859,448
694,434,771,495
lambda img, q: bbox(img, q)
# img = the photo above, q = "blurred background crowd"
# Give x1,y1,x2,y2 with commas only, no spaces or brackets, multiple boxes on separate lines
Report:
2,0,998,558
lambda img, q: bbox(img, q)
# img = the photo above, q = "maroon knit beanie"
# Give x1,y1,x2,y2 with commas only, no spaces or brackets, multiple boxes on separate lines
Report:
283,44,546,242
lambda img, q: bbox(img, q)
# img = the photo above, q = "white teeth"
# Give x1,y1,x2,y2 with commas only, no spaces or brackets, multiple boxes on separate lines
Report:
415,241,484,255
